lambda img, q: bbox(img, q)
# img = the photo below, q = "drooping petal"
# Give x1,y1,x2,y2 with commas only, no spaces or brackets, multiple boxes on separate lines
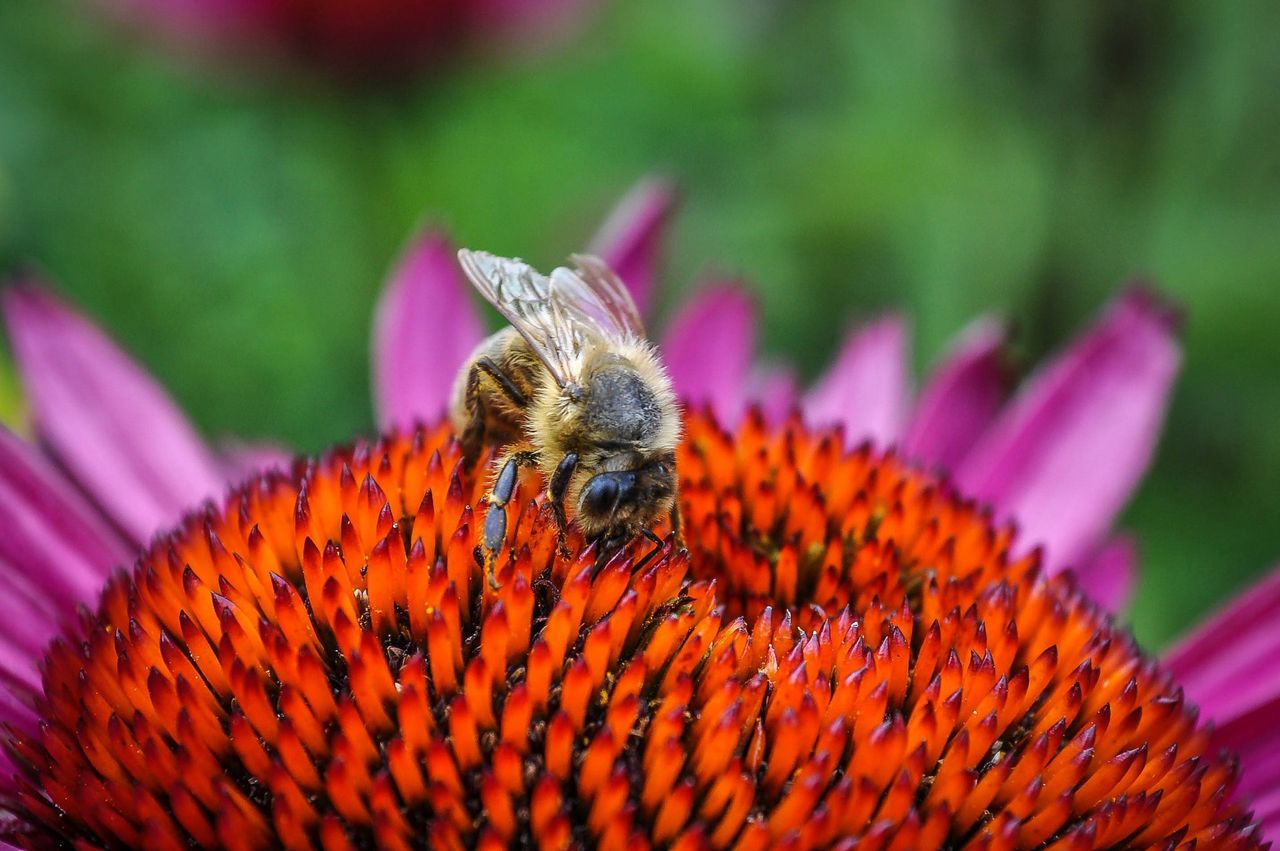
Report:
902,316,1008,470
2,283,225,546
1205,693,1280,835
0,427,129,594
0,677,37,725
0,553,78,700
662,282,755,425
587,177,676,317
1164,562,1280,728
0,427,134,704
955,289,1180,571
372,230,486,432
804,315,909,447
1071,534,1138,613
1252,790,1280,838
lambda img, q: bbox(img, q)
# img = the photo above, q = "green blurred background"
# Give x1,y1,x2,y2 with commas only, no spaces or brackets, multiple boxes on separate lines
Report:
0,0,1277,647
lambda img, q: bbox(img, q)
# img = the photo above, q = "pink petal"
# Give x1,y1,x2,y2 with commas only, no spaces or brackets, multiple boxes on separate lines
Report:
662,282,756,426
1251,789,1280,838
1164,562,1280,727
220,440,294,482
902,317,1008,470
3,283,225,546
0,426,134,701
587,177,677,317
1071,534,1138,613
0,632,44,694
0,676,39,738
748,362,800,425
0,555,74,696
955,288,1180,572
0,427,129,598
805,315,910,447
372,230,486,432
1205,692,1280,833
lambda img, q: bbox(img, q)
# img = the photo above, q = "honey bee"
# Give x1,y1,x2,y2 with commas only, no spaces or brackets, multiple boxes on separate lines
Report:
451,249,682,582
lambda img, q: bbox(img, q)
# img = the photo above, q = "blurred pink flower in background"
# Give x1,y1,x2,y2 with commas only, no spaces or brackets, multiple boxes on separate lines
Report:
1,179,1276,831
96,0,597,79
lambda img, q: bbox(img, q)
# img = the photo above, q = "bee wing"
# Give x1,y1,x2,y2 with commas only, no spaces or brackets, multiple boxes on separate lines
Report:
558,254,647,341
457,249,582,386
459,249,649,388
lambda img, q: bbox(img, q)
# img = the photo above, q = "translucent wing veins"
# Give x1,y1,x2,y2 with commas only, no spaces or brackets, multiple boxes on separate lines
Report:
457,249,648,388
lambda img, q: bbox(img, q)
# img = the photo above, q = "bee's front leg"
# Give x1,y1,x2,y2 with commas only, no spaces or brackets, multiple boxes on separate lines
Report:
482,449,540,588
548,452,579,559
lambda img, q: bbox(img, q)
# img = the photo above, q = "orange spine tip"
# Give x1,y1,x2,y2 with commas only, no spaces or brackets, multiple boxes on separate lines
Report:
5,416,1265,850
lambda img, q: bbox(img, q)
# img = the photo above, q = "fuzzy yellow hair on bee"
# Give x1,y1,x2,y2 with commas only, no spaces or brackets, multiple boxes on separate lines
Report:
450,250,682,585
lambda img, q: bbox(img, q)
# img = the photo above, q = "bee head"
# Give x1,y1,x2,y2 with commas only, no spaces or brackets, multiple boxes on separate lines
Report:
573,454,676,540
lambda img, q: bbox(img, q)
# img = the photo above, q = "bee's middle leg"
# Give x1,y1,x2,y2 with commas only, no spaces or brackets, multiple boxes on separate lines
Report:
482,449,540,587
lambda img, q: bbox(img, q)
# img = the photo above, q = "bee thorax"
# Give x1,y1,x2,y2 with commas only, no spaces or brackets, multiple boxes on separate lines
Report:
580,362,666,446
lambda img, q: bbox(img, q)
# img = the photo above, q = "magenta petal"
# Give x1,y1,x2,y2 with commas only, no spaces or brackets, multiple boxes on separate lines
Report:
955,289,1180,572
587,177,677,317
1252,790,1280,839
0,427,129,596
3,283,226,545
1206,692,1280,833
1164,562,1280,727
0,705,37,748
0,566,63,695
0,427,135,708
372,230,486,432
902,317,1008,470
662,282,756,426
220,440,294,482
0,677,38,736
0,639,43,695
1070,534,1138,613
805,315,909,447
748,362,800,425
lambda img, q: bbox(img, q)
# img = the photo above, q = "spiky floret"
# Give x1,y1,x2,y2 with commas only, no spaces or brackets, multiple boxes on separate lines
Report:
2,412,1265,849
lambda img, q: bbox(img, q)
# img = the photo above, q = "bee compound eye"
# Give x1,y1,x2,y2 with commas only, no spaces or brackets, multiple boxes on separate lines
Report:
581,476,621,516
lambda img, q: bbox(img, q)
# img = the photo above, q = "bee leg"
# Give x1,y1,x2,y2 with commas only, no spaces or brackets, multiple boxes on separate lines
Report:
482,449,540,588
460,357,529,467
548,452,579,559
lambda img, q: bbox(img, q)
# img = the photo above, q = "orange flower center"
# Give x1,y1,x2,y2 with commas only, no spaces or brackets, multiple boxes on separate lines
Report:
3,412,1263,849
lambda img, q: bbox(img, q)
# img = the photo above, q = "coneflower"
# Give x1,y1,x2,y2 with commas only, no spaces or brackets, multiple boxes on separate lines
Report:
1,413,1266,848
1,182,1275,845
